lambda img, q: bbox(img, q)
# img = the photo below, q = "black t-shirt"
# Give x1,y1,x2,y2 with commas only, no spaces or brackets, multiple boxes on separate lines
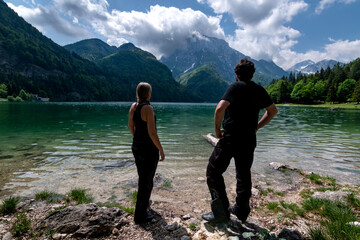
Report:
221,81,273,136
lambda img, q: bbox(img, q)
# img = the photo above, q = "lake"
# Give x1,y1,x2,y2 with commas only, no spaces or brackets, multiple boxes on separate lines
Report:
0,102,359,199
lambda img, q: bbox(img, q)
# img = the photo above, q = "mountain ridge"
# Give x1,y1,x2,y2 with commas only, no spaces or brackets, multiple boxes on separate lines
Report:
160,36,289,86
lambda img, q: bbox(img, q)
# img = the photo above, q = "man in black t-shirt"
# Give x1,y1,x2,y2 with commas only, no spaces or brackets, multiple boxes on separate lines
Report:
202,58,278,223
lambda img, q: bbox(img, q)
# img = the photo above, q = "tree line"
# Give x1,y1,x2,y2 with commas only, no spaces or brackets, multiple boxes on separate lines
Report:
266,58,360,104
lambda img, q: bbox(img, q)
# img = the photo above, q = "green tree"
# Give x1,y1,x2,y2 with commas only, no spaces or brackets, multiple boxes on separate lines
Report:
267,79,292,103
337,79,356,102
314,80,326,101
0,83,7,98
18,89,32,101
290,80,315,103
351,80,360,103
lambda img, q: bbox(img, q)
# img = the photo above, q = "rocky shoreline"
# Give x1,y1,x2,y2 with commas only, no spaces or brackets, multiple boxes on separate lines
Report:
0,162,359,240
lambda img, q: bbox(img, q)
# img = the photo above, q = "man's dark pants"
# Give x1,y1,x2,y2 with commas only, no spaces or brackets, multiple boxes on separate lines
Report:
132,143,159,223
206,134,255,221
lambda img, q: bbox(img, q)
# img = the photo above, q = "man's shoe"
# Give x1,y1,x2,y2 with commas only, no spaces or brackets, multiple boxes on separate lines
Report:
201,212,216,221
201,212,229,223
228,205,248,223
134,213,154,224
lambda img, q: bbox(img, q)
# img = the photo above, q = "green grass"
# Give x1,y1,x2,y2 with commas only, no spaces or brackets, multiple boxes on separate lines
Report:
300,189,314,199
128,191,138,206
97,202,134,214
12,213,31,236
279,102,360,110
315,186,339,192
0,196,20,215
188,223,197,231
307,173,336,186
266,202,280,212
279,201,306,218
302,197,360,240
346,193,360,209
161,179,173,189
35,191,63,203
67,189,94,204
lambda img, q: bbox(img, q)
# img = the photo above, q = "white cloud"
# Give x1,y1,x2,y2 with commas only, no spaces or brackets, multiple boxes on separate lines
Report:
6,2,88,38
53,1,225,57
277,39,360,69
315,0,357,14
200,1,308,64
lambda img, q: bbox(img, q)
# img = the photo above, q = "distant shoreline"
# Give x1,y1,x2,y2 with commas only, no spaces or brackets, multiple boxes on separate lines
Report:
1,98,360,109
279,102,360,110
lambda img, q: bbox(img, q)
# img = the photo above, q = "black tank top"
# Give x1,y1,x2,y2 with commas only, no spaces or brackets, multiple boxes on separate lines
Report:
133,101,156,146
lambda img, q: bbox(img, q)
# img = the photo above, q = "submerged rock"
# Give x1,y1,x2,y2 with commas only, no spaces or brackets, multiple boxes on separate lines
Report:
269,162,296,171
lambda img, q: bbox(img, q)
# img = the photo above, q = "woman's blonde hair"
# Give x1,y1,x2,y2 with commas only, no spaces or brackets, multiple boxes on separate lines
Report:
136,82,152,102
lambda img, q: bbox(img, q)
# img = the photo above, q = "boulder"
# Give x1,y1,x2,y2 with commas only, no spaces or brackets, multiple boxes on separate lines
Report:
40,203,128,238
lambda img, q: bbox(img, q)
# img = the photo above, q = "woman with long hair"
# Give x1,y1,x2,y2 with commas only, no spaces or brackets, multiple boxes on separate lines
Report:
128,82,165,224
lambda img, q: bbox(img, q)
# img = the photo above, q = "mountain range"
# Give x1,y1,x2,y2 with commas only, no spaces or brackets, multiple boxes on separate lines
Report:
0,0,350,102
160,36,289,86
287,59,343,75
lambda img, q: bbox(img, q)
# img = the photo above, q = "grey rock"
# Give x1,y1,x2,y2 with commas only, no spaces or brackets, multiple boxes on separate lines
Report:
348,221,360,227
251,187,260,196
2,232,13,240
313,190,349,203
228,236,240,240
269,162,296,171
172,227,188,238
165,222,180,231
278,228,303,240
52,233,67,240
40,203,128,238
182,214,191,220
181,235,191,240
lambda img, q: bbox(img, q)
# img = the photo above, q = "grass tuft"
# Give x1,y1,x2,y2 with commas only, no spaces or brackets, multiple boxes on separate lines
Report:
35,191,63,203
0,196,20,215
97,202,134,214
67,189,94,204
346,193,360,209
266,202,280,212
161,179,173,189
188,223,197,231
303,197,360,239
128,191,138,206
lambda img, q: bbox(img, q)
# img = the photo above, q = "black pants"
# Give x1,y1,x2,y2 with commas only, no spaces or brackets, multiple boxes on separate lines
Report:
206,135,255,220
132,143,159,222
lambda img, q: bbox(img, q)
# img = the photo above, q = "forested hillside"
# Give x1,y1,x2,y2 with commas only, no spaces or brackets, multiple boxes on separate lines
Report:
0,1,196,102
266,59,360,104
176,63,229,102
96,44,199,102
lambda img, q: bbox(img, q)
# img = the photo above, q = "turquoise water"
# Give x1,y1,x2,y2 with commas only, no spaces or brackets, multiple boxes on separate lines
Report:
0,102,359,197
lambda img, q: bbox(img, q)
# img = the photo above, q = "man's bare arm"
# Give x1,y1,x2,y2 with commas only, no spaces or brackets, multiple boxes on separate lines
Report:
257,103,278,131
214,100,230,139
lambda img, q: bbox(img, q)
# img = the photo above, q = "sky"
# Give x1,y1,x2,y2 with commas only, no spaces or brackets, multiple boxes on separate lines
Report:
5,0,360,70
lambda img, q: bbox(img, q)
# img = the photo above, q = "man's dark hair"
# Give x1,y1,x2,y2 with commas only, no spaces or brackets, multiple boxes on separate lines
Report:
234,58,256,81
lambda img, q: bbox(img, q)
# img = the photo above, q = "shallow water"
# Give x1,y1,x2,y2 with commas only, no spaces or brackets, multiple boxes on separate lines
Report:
0,102,359,198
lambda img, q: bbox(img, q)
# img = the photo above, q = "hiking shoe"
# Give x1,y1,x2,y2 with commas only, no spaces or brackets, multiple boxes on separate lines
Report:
201,212,229,223
228,205,249,223
134,213,154,224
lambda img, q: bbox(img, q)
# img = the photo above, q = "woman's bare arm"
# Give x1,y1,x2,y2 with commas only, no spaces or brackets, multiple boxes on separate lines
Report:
128,103,136,137
142,105,165,161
